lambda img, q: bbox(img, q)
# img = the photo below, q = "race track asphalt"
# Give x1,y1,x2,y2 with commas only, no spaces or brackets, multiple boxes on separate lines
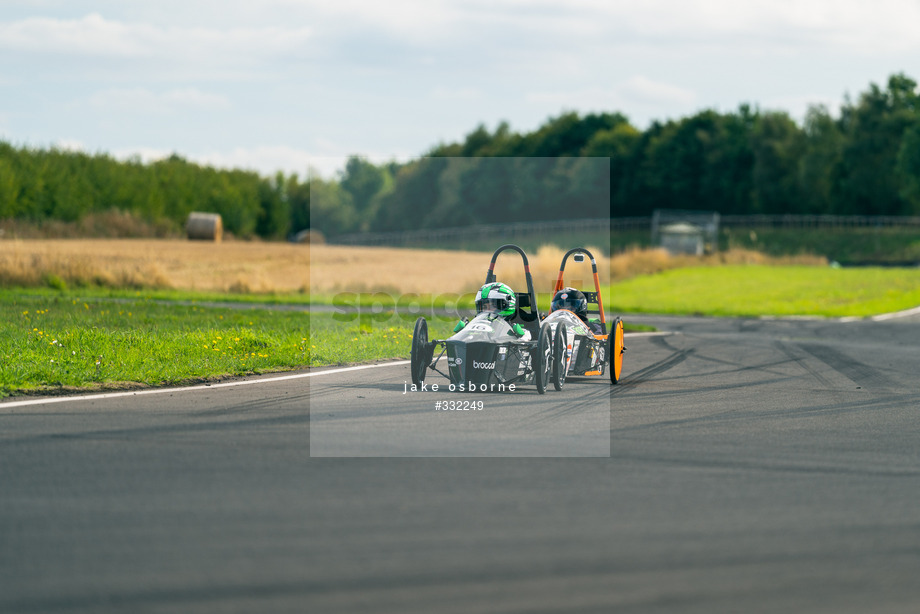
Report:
2,313,919,613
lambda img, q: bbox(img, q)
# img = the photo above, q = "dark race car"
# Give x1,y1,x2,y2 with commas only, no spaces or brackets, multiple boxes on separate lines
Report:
410,243,627,394
410,244,563,394
543,247,625,386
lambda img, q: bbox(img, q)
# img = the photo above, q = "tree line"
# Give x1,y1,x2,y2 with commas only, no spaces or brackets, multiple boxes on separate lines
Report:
0,146,299,239
313,73,920,236
1,73,918,239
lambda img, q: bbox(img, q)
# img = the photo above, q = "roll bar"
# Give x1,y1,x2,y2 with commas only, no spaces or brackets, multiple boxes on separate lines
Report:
485,244,539,319
553,247,606,327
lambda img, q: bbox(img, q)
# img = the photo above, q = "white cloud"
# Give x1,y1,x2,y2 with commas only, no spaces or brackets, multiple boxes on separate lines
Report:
4,1,919,176
195,145,416,179
52,138,86,152
620,77,696,106
107,140,415,179
430,87,482,101
548,0,920,45
527,77,695,117
0,13,312,60
195,145,320,177
87,87,231,114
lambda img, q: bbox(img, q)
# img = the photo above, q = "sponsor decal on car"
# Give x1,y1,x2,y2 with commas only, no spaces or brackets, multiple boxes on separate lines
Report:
472,360,495,370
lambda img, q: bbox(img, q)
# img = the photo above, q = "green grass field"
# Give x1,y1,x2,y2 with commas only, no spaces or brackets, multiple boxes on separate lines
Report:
609,265,920,317
3,263,919,396
0,293,453,397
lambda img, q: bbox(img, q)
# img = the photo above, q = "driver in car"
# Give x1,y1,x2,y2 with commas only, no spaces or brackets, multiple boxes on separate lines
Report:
551,287,604,334
454,282,529,338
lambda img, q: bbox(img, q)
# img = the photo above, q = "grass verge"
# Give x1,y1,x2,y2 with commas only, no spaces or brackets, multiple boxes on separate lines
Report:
11,262,914,396
610,265,920,317
0,293,454,397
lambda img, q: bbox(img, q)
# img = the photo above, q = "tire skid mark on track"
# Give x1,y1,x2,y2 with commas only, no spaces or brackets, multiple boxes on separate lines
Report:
612,334,693,394
612,390,917,435
796,342,897,391
522,381,610,427
774,341,839,392
606,449,920,478
191,392,310,419
2,412,310,446
612,375,804,401
679,344,804,381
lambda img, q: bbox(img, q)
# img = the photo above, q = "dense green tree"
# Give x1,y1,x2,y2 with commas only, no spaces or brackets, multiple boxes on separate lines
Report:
0,158,20,219
515,112,625,157
750,111,806,213
897,123,920,213
287,174,311,233
307,177,356,236
340,156,387,231
372,157,447,231
833,73,920,215
798,105,844,214
3,73,919,239
582,120,641,217
256,172,290,239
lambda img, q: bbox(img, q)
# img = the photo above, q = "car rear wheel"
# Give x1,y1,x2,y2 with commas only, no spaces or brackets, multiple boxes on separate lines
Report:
411,317,429,387
534,321,553,395
552,323,567,391
609,317,625,384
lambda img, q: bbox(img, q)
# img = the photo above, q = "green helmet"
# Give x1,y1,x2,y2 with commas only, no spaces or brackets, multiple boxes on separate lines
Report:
476,282,516,318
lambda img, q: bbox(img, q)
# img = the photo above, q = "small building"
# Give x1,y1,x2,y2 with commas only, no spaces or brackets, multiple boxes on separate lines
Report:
651,209,719,255
659,222,704,255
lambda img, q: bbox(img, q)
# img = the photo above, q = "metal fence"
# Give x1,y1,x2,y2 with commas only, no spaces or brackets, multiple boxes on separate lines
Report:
718,214,920,228
329,218,611,247
327,215,920,247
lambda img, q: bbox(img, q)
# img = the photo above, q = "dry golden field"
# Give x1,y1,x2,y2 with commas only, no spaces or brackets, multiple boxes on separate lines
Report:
0,239,308,293
310,243,609,295
0,239,610,295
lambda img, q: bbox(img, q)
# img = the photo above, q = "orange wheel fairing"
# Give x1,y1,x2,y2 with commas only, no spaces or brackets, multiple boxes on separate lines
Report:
610,317,624,384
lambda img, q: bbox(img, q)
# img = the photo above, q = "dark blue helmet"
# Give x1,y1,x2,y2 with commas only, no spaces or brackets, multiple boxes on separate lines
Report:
551,287,587,321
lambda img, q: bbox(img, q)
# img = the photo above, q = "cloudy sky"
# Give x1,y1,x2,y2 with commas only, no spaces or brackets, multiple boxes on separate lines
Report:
1,0,918,178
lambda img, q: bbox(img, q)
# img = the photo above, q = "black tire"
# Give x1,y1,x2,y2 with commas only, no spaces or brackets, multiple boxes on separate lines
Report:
535,321,553,395
410,317,429,388
609,317,624,384
552,323,567,391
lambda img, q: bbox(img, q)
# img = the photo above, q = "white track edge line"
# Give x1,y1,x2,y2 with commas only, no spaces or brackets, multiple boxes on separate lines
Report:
870,305,920,321
0,361,411,409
